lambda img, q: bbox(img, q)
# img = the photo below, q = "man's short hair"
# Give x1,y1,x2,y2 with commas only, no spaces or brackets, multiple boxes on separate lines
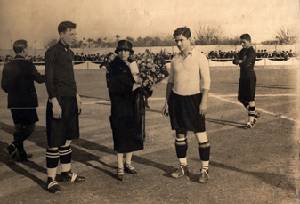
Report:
13,39,28,54
58,21,77,33
240,33,251,42
173,27,191,39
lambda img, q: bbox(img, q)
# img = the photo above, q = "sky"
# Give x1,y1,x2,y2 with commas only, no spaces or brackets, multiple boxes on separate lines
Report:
0,0,299,49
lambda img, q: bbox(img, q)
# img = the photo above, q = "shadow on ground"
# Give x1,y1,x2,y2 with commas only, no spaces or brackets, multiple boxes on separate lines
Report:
0,121,295,192
0,121,175,186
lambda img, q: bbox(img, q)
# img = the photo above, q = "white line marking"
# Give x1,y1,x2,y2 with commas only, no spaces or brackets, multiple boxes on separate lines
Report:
212,93,296,97
142,93,296,101
82,100,110,105
32,93,296,124
148,98,165,101
210,93,296,122
13,93,297,109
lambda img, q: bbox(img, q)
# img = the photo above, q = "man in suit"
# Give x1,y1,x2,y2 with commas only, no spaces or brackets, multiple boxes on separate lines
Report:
1,39,45,162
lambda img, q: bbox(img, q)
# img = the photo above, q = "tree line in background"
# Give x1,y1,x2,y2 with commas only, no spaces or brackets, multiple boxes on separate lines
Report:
261,27,296,45
45,25,296,48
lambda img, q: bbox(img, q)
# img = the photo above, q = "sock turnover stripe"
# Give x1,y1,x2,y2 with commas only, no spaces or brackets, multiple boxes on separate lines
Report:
175,137,187,142
199,142,210,148
59,151,72,156
59,149,72,153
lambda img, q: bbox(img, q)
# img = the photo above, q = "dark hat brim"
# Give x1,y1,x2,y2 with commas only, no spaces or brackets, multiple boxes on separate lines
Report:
115,48,134,54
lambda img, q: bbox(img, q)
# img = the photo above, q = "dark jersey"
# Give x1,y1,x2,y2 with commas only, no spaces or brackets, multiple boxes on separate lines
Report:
237,46,256,78
45,41,77,98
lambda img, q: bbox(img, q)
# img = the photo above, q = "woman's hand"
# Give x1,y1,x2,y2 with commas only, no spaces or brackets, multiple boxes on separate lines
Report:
135,76,142,85
132,76,142,91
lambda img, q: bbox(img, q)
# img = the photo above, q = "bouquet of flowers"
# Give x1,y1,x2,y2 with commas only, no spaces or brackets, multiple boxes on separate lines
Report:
135,53,169,96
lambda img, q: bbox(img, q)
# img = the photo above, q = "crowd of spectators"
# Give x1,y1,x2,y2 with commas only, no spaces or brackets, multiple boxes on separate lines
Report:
73,53,104,62
0,49,296,63
208,49,296,60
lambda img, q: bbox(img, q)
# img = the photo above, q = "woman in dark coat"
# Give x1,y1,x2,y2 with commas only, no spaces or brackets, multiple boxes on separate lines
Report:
108,40,145,181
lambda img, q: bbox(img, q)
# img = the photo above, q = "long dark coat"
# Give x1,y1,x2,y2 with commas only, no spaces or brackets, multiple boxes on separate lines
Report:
108,57,145,153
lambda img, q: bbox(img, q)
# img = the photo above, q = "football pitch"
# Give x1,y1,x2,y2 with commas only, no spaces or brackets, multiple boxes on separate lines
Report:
0,65,298,204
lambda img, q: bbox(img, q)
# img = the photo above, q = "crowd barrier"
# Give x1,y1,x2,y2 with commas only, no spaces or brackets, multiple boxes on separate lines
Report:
208,57,298,67
0,58,298,70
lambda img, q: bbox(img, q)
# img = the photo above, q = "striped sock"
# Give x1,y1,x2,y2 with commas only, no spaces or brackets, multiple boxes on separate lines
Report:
175,137,188,160
46,148,59,179
248,105,256,122
198,142,210,171
59,146,72,173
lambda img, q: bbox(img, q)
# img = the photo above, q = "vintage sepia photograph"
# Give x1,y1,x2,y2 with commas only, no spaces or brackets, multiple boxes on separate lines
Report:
0,0,299,203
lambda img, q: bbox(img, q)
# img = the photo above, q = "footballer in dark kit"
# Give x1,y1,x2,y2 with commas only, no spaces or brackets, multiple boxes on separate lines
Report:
233,33,260,128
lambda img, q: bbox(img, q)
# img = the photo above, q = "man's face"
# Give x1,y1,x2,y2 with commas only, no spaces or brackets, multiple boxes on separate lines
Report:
60,28,77,45
241,39,250,48
118,50,130,61
174,35,190,52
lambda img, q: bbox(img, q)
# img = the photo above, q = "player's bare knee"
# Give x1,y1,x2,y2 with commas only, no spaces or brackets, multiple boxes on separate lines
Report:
195,132,208,143
249,101,255,107
175,133,186,139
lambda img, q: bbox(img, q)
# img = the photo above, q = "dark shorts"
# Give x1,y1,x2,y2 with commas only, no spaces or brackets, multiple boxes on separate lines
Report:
168,92,206,134
46,96,79,148
11,109,38,125
238,76,256,104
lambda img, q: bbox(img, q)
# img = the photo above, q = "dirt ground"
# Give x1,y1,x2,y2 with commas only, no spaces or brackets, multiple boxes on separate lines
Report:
0,66,298,204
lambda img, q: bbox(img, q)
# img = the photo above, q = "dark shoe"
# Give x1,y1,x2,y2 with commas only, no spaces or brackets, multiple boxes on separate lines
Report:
6,144,17,159
59,171,86,183
47,178,61,193
117,168,124,181
26,153,33,159
198,169,209,183
124,164,137,174
16,150,32,162
170,165,189,179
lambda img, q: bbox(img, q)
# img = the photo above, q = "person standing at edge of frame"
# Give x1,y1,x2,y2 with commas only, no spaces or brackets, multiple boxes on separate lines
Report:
233,34,260,128
1,39,45,162
108,39,145,181
44,21,85,193
162,27,211,183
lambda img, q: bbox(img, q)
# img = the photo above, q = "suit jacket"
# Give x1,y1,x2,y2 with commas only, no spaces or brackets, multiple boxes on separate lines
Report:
1,55,45,108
